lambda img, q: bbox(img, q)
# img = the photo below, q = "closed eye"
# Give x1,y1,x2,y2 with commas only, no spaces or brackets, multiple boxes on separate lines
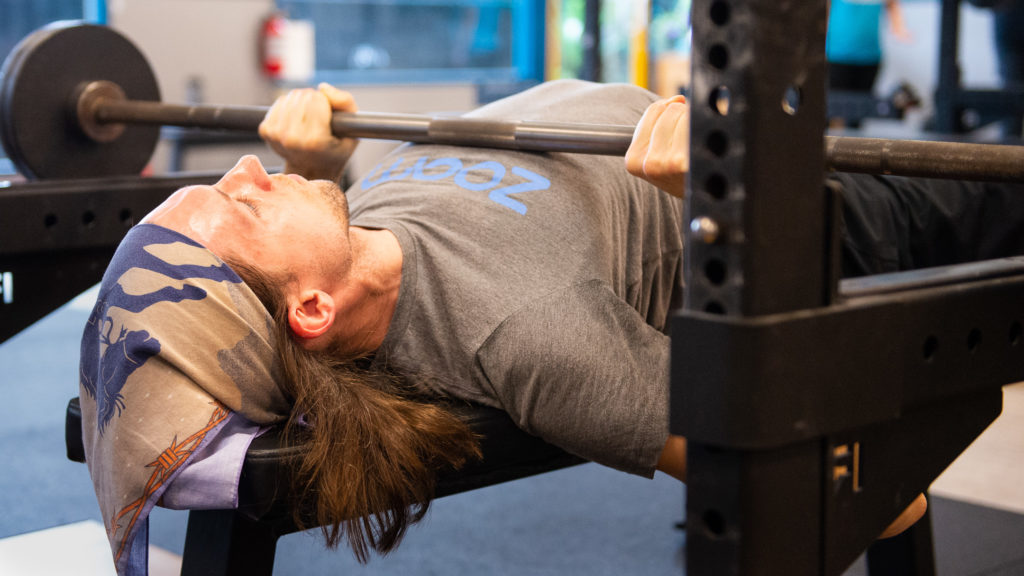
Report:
213,185,261,216
237,197,261,216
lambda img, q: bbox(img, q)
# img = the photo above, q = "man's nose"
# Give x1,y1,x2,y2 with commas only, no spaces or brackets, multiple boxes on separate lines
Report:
230,155,273,190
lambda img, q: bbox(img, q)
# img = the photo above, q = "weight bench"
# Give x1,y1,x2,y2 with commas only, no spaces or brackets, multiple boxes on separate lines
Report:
64,397,585,576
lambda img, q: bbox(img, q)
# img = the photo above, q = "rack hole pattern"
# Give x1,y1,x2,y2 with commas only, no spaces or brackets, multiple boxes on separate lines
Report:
920,321,1024,364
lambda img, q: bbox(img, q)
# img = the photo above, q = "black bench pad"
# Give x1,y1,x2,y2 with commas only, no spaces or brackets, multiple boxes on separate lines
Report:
66,397,585,534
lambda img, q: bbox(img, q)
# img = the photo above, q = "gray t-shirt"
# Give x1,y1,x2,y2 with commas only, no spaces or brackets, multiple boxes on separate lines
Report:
347,80,685,476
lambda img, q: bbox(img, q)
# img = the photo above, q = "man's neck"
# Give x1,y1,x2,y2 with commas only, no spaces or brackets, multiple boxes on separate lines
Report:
329,226,403,357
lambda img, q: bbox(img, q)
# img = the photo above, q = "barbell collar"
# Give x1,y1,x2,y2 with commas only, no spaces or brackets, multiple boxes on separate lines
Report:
74,80,127,143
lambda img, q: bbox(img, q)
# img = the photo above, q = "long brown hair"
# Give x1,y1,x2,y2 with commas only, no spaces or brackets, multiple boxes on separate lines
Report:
228,259,481,562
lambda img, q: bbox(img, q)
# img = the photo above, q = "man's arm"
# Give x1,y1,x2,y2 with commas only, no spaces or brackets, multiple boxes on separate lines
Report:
885,0,912,42
258,83,360,183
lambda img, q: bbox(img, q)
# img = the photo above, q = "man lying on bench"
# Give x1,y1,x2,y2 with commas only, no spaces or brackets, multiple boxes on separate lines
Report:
81,79,1024,575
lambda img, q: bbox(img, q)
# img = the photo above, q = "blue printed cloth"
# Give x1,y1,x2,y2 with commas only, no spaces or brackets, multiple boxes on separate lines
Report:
79,224,289,575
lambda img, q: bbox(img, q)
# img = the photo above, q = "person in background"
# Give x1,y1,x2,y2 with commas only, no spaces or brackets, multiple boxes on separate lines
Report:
826,0,912,127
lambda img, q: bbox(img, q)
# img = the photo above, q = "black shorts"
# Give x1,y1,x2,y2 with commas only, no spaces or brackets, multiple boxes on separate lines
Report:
832,172,1024,278
828,62,880,93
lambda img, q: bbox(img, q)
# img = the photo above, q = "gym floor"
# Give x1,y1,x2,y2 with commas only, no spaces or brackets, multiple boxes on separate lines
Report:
1,289,1023,575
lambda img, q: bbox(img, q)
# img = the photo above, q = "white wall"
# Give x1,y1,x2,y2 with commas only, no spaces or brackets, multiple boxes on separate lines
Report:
105,0,479,177
107,0,278,108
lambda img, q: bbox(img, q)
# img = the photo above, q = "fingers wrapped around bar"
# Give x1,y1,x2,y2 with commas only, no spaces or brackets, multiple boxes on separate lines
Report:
259,83,360,183
625,95,690,198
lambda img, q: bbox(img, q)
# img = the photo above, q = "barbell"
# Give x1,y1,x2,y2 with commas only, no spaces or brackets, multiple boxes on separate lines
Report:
2,21,1023,183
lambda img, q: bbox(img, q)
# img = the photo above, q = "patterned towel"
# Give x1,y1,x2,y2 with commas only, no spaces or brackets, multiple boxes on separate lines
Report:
79,224,289,575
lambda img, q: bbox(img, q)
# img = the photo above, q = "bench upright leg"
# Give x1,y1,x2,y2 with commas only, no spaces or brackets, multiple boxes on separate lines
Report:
180,509,279,576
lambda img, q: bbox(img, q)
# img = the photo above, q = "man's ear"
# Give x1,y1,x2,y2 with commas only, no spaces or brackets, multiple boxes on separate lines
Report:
287,289,336,340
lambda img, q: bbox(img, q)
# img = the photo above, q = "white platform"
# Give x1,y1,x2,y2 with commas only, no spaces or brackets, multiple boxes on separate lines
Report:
0,520,181,576
931,381,1024,515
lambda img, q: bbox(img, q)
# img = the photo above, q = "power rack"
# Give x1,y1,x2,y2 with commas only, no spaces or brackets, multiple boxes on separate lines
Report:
675,1,1023,574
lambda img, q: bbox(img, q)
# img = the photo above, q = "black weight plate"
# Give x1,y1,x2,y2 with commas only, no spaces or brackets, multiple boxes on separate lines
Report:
0,21,161,179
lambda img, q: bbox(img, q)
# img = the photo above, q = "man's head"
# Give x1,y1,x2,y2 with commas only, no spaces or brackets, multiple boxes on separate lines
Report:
143,155,353,345
85,158,479,564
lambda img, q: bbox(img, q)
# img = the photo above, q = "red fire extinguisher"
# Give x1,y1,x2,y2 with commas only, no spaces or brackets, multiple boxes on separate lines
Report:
261,13,288,78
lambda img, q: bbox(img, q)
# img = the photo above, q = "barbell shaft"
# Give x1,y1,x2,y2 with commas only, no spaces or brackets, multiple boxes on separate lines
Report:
92,94,1024,183
92,97,639,155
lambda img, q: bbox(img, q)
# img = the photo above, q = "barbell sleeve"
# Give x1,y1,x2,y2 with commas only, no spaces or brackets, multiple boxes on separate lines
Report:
824,136,1024,183
94,98,269,133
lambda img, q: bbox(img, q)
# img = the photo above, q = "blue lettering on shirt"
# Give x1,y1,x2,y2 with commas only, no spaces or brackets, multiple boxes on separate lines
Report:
454,161,505,191
362,157,416,188
490,167,551,215
360,155,551,215
413,157,460,181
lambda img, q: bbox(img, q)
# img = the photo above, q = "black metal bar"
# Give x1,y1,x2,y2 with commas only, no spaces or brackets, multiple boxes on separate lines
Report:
180,509,279,576
840,257,1024,299
675,272,1024,448
934,0,963,134
89,97,1024,181
680,0,831,574
865,502,937,576
953,88,1024,136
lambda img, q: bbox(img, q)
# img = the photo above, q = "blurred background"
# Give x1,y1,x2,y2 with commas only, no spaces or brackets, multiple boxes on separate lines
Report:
2,0,1017,180
0,1,1022,574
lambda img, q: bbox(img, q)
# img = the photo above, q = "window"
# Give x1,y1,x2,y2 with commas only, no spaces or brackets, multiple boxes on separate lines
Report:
275,0,544,85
